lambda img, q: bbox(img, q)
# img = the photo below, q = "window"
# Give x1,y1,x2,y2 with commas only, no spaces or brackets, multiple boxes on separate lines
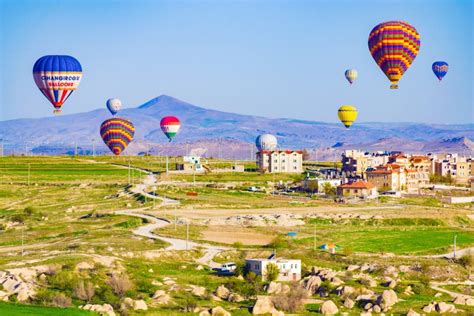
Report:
354,189,358,193
282,160,285,163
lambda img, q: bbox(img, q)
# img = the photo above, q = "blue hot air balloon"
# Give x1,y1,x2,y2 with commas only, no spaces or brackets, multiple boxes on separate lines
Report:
432,61,449,81
106,98,122,116
33,55,83,114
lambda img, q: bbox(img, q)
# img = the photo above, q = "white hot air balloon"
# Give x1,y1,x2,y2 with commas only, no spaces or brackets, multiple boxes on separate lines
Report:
256,134,278,151
106,98,122,116
345,69,358,85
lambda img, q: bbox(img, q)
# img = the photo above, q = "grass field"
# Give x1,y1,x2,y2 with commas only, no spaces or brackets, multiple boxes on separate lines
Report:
0,302,96,315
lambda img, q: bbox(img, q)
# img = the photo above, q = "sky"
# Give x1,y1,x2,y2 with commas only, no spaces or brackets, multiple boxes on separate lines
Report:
0,0,472,123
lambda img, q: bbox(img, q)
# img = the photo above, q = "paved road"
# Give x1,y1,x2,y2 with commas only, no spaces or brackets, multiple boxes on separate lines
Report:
115,209,227,268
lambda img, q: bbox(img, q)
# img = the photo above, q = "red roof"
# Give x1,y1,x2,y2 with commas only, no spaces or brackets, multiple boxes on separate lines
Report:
259,150,303,154
338,181,374,189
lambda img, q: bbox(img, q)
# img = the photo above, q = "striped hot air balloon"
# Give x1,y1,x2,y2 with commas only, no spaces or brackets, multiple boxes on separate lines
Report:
345,69,358,84
160,116,181,142
100,117,135,155
432,61,449,81
338,105,358,128
368,21,420,89
33,55,83,114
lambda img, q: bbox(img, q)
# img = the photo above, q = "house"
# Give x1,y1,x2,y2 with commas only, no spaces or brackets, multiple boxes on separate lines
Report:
176,156,204,172
245,257,301,281
302,177,341,194
256,150,303,173
366,164,405,192
336,181,377,199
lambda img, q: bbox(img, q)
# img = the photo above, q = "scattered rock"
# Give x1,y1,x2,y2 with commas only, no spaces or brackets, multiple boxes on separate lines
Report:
422,303,434,313
435,302,456,313
190,285,206,297
466,298,474,306
343,298,355,308
252,296,283,315
266,282,282,294
81,304,115,316
347,265,360,272
133,299,148,311
199,311,211,316
228,293,244,303
303,275,322,293
406,309,420,316
320,300,339,315
211,306,231,316
76,261,94,271
215,285,230,300
196,265,204,270
376,290,398,309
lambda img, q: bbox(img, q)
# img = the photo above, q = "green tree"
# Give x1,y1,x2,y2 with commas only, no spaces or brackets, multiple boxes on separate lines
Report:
265,263,280,282
323,182,336,196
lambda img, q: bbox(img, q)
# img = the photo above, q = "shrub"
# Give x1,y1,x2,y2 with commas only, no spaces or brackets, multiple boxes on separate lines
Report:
342,247,354,257
182,294,197,312
265,263,280,282
49,270,77,291
272,282,309,312
411,283,426,295
51,293,72,307
458,251,473,268
24,206,35,216
342,271,353,282
233,241,243,249
268,236,287,249
74,280,95,302
10,214,25,224
106,274,133,298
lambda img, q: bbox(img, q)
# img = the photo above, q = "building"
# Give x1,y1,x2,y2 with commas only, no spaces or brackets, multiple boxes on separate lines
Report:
341,150,390,176
256,150,303,173
176,156,204,172
366,164,405,192
302,177,341,194
245,257,301,281
336,181,377,199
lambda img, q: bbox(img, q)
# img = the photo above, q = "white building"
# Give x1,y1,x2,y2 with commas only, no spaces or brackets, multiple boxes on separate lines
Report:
256,150,303,173
245,257,301,281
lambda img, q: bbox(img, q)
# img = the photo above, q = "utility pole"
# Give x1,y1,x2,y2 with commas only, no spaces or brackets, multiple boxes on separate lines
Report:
0,139,3,157
92,139,96,157
21,226,24,257
74,142,78,156
193,163,196,187
453,235,457,259
186,222,189,251
128,161,131,184
24,143,28,156
166,156,169,176
313,223,316,251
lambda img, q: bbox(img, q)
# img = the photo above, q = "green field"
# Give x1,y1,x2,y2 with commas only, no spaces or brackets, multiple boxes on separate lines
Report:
0,302,96,315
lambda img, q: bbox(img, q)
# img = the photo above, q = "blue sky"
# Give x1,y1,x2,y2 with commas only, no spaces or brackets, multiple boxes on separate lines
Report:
0,0,472,123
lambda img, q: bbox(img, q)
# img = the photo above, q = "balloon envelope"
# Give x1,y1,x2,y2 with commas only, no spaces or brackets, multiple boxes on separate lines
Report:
33,55,83,114
432,61,448,81
256,134,278,151
368,21,420,89
345,69,358,84
338,105,358,128
106,98,122,115
100,117,135,155
160,116,181,141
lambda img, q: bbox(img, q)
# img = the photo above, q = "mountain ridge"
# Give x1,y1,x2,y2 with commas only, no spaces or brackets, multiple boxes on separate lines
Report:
0,95,472,157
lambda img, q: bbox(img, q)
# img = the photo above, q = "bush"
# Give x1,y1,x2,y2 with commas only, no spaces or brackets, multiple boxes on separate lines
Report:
268,236,288,249
182,294,197,312
48,270,77,292
106,274,133,298
265,263,280,282
458,251,473,268
411,283,426,295
73,280,95,302
342,247,354,257
24,206,36,216
10,214,25,224
272,282,309,312
232,241,243,249
51,293,72,307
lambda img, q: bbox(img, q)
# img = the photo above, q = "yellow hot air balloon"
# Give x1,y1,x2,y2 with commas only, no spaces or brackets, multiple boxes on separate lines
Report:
338,105,358,128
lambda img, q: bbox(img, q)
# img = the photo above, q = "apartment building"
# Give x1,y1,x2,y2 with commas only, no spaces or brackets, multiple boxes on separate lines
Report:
256,150,303,173
341,150,390,176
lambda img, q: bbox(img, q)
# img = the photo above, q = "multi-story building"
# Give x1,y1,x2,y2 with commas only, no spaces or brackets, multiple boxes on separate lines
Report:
246,257,301,281
341,150,390,176
256,150,303,173
366,164,406,191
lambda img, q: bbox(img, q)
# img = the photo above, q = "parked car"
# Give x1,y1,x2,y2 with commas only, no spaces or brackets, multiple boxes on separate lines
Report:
213,262,237,276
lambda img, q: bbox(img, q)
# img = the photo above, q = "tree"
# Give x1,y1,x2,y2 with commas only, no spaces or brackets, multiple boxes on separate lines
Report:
265,263,280,282
323,182,336,196
306,180,319,195
106,274,132,298
272,282,309,312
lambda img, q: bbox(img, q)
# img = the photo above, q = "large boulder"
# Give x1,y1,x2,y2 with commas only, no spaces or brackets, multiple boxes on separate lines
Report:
133,299,148,311
320,300,339,315
435,302,456,313
303,275,322,293
215,285,230,300
422,303,435,313
190,285,206,297
343,298,355,309
376,289,398,309
211,306,231,316
252,296,283,316
406,309,420,316
228,293,244,303
75,261,94,271
266,281,282,294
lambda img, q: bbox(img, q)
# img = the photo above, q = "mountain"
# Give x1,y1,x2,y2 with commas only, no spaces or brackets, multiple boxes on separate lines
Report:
0,95,473,158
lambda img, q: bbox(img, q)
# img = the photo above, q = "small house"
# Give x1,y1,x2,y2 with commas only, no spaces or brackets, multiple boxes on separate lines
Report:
245,257,301,281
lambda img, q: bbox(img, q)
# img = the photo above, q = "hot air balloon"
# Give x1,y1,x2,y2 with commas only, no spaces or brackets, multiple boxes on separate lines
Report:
432,61,449,81
160,116,181,142
338,105,358,128
33,55,83,114
106,98,122,116
368,21,420,89
256,134,278,151
100,118,135,155
345,69,358,84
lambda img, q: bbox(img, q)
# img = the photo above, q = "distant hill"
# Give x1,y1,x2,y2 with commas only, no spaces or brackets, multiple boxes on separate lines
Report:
0,95,472,158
